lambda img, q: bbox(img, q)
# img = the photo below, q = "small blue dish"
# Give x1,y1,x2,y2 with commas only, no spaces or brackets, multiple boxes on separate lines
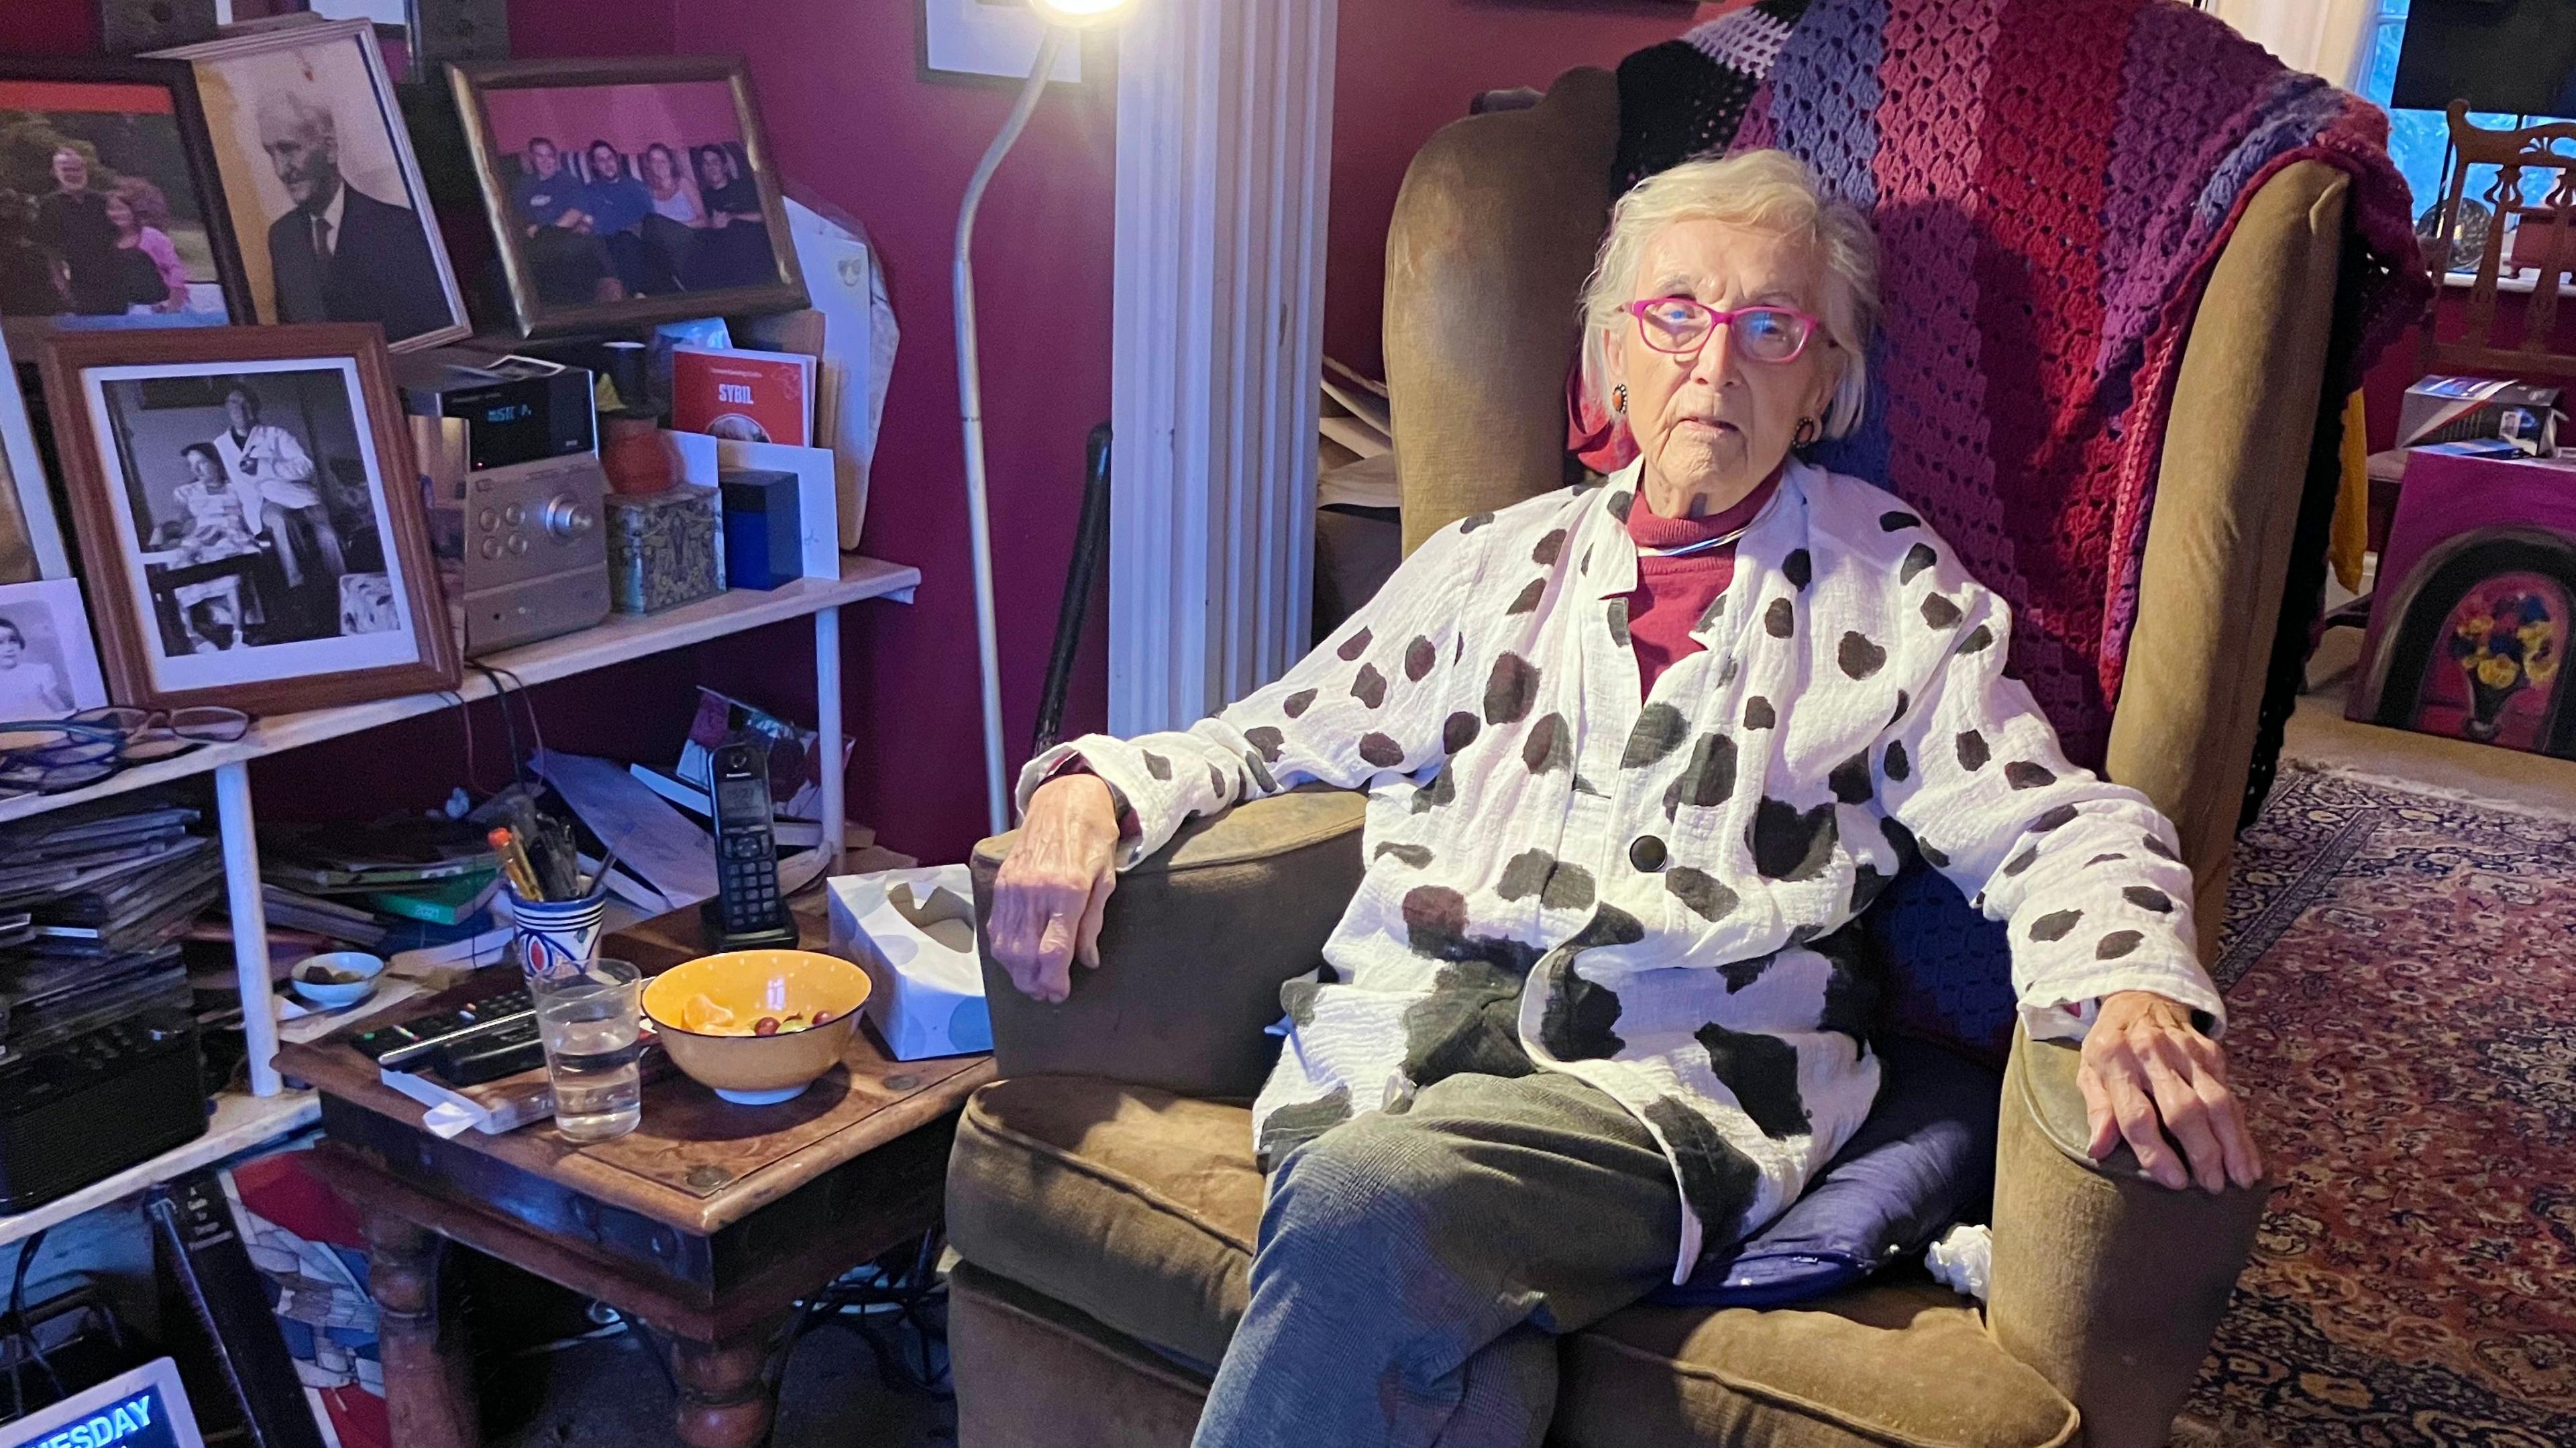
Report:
292,950,386,1009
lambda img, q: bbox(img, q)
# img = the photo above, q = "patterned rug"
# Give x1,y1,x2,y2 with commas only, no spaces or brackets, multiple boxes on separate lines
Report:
2187,767,2576,1446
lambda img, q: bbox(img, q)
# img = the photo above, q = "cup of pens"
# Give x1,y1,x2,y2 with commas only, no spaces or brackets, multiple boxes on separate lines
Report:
492,819,610,985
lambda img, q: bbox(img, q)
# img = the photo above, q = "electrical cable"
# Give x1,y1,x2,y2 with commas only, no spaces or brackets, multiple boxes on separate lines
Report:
5,1227,64,1408
789,1228,953,1400
466,661,548,785
483,663,546,766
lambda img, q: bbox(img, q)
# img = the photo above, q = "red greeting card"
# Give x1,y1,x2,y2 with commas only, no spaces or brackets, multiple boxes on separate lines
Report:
670,345,816,447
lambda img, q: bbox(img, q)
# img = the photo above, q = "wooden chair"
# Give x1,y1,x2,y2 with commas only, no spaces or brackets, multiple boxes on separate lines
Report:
2424,102,2576,377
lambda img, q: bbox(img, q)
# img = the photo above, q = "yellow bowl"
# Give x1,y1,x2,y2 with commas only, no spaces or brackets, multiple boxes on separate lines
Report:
641,950,872,1105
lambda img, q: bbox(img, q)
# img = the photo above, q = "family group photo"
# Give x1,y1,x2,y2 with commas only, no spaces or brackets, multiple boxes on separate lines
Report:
480,78,782,309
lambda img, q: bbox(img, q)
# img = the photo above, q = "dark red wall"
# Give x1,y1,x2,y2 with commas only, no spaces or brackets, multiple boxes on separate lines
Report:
465,0,1118,867
699,0,1119,865
1,1,1116,866
1324,1,1716,377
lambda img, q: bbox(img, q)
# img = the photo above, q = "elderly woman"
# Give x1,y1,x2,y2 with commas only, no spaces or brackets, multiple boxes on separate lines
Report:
991,149,2259,1448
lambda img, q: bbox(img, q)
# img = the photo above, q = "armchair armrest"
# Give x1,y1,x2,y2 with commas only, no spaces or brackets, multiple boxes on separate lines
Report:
969,787,1367,1099
1986,1025,2269,1448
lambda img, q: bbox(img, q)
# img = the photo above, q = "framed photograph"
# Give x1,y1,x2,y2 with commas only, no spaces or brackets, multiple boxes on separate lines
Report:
448,56,808,339
36,324,460,714
0,325,72,581
151,19,470,352
0,578,109,720
0,58,251,349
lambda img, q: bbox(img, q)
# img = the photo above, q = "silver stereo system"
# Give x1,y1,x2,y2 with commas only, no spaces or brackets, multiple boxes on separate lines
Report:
397,349,612,654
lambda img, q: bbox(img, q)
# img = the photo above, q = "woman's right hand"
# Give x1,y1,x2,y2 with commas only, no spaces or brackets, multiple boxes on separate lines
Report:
987,771,1120,1004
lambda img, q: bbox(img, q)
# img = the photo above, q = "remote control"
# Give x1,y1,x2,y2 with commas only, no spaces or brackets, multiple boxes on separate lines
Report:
433,1017,548,1086
351,987,535,1072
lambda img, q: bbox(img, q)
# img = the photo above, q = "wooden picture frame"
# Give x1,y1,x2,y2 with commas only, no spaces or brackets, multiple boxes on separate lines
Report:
0,325,71,582
36,323,460,715
150,18,472,352
447,55,808,339
0,56,254,353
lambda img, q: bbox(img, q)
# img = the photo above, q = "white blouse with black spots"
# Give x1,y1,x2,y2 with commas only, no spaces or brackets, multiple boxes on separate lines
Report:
1020,457,2226,1282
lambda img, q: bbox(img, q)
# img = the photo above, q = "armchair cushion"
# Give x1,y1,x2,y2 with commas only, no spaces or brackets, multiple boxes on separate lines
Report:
947,1072,2076,1448
1656,1036,2002,1309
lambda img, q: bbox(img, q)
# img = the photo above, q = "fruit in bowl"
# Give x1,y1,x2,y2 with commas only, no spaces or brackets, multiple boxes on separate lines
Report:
641,950,871,1105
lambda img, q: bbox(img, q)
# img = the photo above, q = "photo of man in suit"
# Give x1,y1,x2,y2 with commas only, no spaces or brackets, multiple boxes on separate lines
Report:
258,89,451,345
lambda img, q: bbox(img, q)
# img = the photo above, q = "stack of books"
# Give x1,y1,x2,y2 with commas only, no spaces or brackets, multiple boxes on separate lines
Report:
256,818,511,972
0,796,219,1062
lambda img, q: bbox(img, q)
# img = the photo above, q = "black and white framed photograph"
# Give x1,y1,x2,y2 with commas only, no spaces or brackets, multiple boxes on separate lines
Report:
154,18,470,351
0,577,108,720
0,57,252,347
37,324,458,714
449,56,808,338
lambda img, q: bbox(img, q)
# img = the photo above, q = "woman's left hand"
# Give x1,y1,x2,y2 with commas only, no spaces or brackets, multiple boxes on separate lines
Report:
2077,990,2262,1193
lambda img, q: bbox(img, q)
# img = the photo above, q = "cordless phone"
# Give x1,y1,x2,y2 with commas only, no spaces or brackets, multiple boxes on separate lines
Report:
702,736,799,949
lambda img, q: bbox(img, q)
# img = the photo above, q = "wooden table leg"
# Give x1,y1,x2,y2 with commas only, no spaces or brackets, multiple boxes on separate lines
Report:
668,1314,793,1448
363,1210,480,1448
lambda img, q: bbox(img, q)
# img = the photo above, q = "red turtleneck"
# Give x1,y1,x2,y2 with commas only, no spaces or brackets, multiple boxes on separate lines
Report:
1622,468,1782,700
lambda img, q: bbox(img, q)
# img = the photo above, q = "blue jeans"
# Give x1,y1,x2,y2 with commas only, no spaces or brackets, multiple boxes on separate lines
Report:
1193,1071,1681,1448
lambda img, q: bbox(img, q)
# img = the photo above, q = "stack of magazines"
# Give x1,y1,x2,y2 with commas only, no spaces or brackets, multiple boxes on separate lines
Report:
256,816,510,970
0,795,218,1063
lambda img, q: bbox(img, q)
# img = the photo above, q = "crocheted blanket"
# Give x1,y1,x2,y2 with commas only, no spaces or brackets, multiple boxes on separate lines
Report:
1584,0,2431,769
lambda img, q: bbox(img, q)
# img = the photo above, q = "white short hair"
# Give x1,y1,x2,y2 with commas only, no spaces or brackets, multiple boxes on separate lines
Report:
1580,149,1880,440
256,89,337,144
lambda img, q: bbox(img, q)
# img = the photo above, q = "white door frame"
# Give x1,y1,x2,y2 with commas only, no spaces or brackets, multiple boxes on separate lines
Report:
1107,0,1339,736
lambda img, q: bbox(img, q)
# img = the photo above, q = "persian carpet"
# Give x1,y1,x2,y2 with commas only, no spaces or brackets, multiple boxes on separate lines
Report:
2187,767,2576,1446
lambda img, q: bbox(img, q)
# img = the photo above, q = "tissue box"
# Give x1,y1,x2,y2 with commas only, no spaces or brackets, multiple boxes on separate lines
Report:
826,866,992,1060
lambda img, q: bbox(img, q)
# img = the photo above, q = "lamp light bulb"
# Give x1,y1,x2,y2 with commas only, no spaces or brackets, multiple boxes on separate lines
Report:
1029,0,1139,26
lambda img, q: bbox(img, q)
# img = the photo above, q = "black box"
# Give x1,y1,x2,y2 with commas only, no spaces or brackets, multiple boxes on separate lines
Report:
0,1011,205,1213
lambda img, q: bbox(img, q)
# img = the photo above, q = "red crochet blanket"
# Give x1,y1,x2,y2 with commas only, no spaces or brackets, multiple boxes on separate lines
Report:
1585,0,2431,769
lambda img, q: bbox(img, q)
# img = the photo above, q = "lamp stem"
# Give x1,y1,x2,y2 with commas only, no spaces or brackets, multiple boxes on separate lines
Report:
956,26,1070,836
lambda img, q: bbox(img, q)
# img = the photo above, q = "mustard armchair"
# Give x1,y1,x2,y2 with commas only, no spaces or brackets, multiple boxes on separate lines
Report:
945,67,2331,1447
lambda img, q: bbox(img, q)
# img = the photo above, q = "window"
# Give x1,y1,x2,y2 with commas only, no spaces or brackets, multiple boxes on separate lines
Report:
2361,0,2551,243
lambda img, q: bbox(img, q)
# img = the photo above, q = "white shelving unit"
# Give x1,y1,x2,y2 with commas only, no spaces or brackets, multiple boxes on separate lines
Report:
0,555,919,1250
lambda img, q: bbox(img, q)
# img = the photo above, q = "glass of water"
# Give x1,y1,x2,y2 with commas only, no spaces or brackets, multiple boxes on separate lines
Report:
529,958,645,1142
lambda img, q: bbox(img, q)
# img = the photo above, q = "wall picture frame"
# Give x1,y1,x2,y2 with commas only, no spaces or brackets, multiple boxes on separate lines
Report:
150,18,472,353
0,325,72,582
0,57,254,353
36,323,460,715
447,55,809,339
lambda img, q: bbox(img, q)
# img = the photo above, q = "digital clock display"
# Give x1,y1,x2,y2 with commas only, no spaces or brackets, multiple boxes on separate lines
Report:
441,376,592,471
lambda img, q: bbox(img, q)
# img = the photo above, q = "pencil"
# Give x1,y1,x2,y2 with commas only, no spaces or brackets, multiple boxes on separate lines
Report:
488,826,547,901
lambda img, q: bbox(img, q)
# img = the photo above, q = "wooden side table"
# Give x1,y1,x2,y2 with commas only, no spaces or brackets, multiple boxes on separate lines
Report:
276,902,994,1448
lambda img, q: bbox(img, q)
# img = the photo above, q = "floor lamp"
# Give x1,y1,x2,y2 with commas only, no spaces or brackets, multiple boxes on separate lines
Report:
955,0,1142,835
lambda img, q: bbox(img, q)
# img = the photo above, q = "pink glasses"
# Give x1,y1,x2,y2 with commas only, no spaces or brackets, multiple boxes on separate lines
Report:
1625,298,1824,364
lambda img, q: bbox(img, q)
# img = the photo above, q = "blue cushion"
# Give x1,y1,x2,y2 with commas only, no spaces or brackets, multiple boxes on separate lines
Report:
1653,1035,2002,1308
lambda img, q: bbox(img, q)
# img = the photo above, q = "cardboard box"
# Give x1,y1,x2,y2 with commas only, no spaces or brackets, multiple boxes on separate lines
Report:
2399,375,2563,455
826,867,991,1060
